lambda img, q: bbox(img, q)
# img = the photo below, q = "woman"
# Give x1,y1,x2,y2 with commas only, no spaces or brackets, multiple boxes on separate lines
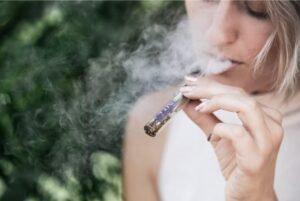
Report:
123,1,300,201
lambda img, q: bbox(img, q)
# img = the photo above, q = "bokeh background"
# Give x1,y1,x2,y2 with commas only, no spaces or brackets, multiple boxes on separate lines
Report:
0,1,184,201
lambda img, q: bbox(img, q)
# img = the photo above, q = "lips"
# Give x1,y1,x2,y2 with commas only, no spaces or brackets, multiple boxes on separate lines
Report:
201,52,244,75
230,59,243,65
229,59,244,70
204,51,244,64
204,57,233,75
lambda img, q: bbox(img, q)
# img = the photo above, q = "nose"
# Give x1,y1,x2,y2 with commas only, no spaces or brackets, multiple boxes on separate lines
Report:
205,1,239,49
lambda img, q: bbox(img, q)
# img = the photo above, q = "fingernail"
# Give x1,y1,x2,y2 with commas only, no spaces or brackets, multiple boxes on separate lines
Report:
179,86,195,93
207,133,212,141
185,75,198,82
194,100,210,112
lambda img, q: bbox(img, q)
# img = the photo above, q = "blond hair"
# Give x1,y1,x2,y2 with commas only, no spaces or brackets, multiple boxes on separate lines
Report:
254,1,300,99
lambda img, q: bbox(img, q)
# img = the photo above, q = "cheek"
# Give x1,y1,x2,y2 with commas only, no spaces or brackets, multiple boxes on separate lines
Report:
240,20,273,62
258,43,278,78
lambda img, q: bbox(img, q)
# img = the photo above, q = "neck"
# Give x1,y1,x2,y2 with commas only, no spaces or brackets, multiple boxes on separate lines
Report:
253,90,300,116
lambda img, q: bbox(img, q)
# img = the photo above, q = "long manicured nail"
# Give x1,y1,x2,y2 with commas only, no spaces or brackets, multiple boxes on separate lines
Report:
184,75,198,82
179,86,195,93
195,100,210,112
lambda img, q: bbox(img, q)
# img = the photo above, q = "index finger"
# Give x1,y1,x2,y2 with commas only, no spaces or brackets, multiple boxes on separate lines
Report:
183,76,247,99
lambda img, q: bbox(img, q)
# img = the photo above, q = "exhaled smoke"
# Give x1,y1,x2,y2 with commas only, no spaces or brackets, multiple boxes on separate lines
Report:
123,19,198,89
50,15,233,178
121,17,233,93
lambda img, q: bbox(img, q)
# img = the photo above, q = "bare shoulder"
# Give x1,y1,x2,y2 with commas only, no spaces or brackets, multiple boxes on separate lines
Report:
122,86,178,201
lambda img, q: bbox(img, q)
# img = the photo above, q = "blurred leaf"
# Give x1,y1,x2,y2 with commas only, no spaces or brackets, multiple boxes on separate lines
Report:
0,1,183,201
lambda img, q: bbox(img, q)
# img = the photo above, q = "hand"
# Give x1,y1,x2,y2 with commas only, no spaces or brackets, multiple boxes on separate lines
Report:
180,76,283,201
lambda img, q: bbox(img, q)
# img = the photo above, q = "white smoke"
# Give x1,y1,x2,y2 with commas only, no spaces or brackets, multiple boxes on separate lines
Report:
122,17,233,91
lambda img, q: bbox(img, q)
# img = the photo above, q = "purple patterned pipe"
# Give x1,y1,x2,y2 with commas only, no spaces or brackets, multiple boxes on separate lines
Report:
144,92,189,137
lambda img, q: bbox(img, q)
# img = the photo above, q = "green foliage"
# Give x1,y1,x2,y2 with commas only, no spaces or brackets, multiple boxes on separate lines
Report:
0,1,184,201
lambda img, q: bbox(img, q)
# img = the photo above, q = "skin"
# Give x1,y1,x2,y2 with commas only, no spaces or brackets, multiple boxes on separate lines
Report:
183,1,282,200
181,77,282,201
185,0,276,94
124,1,284,201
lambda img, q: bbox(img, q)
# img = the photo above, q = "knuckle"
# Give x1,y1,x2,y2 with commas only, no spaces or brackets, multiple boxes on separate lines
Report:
203,77,214,88
209,96,218,103
274,110,283,123
231,87,247,96
268,107,283,123
250,157,265,173
232,126,245,138
275,126,284,137
213,122,223,133
212,94,225,104
245,98,259,111
259,140,276,158
278,114,283,123
241,157,265,176
273,126,284,147
261,143,274,157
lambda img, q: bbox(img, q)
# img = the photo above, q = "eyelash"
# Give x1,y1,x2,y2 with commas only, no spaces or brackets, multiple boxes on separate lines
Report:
202,0,269,20
244,3,269,20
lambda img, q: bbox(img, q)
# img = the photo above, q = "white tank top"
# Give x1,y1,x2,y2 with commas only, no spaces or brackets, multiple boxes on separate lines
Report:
158,99,300,201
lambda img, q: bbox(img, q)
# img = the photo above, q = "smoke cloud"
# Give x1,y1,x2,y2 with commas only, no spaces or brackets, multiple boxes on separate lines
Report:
49,13,231,179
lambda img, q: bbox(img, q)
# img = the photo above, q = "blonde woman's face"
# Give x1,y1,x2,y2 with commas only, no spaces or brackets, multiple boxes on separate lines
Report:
185,0,276,94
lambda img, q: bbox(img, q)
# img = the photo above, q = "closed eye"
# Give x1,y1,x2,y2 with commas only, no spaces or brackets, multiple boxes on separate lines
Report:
243,1,269,20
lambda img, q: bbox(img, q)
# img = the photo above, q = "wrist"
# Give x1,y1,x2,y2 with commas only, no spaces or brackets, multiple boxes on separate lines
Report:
226,188,277,201
264,189,278,201
252,189,277,201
